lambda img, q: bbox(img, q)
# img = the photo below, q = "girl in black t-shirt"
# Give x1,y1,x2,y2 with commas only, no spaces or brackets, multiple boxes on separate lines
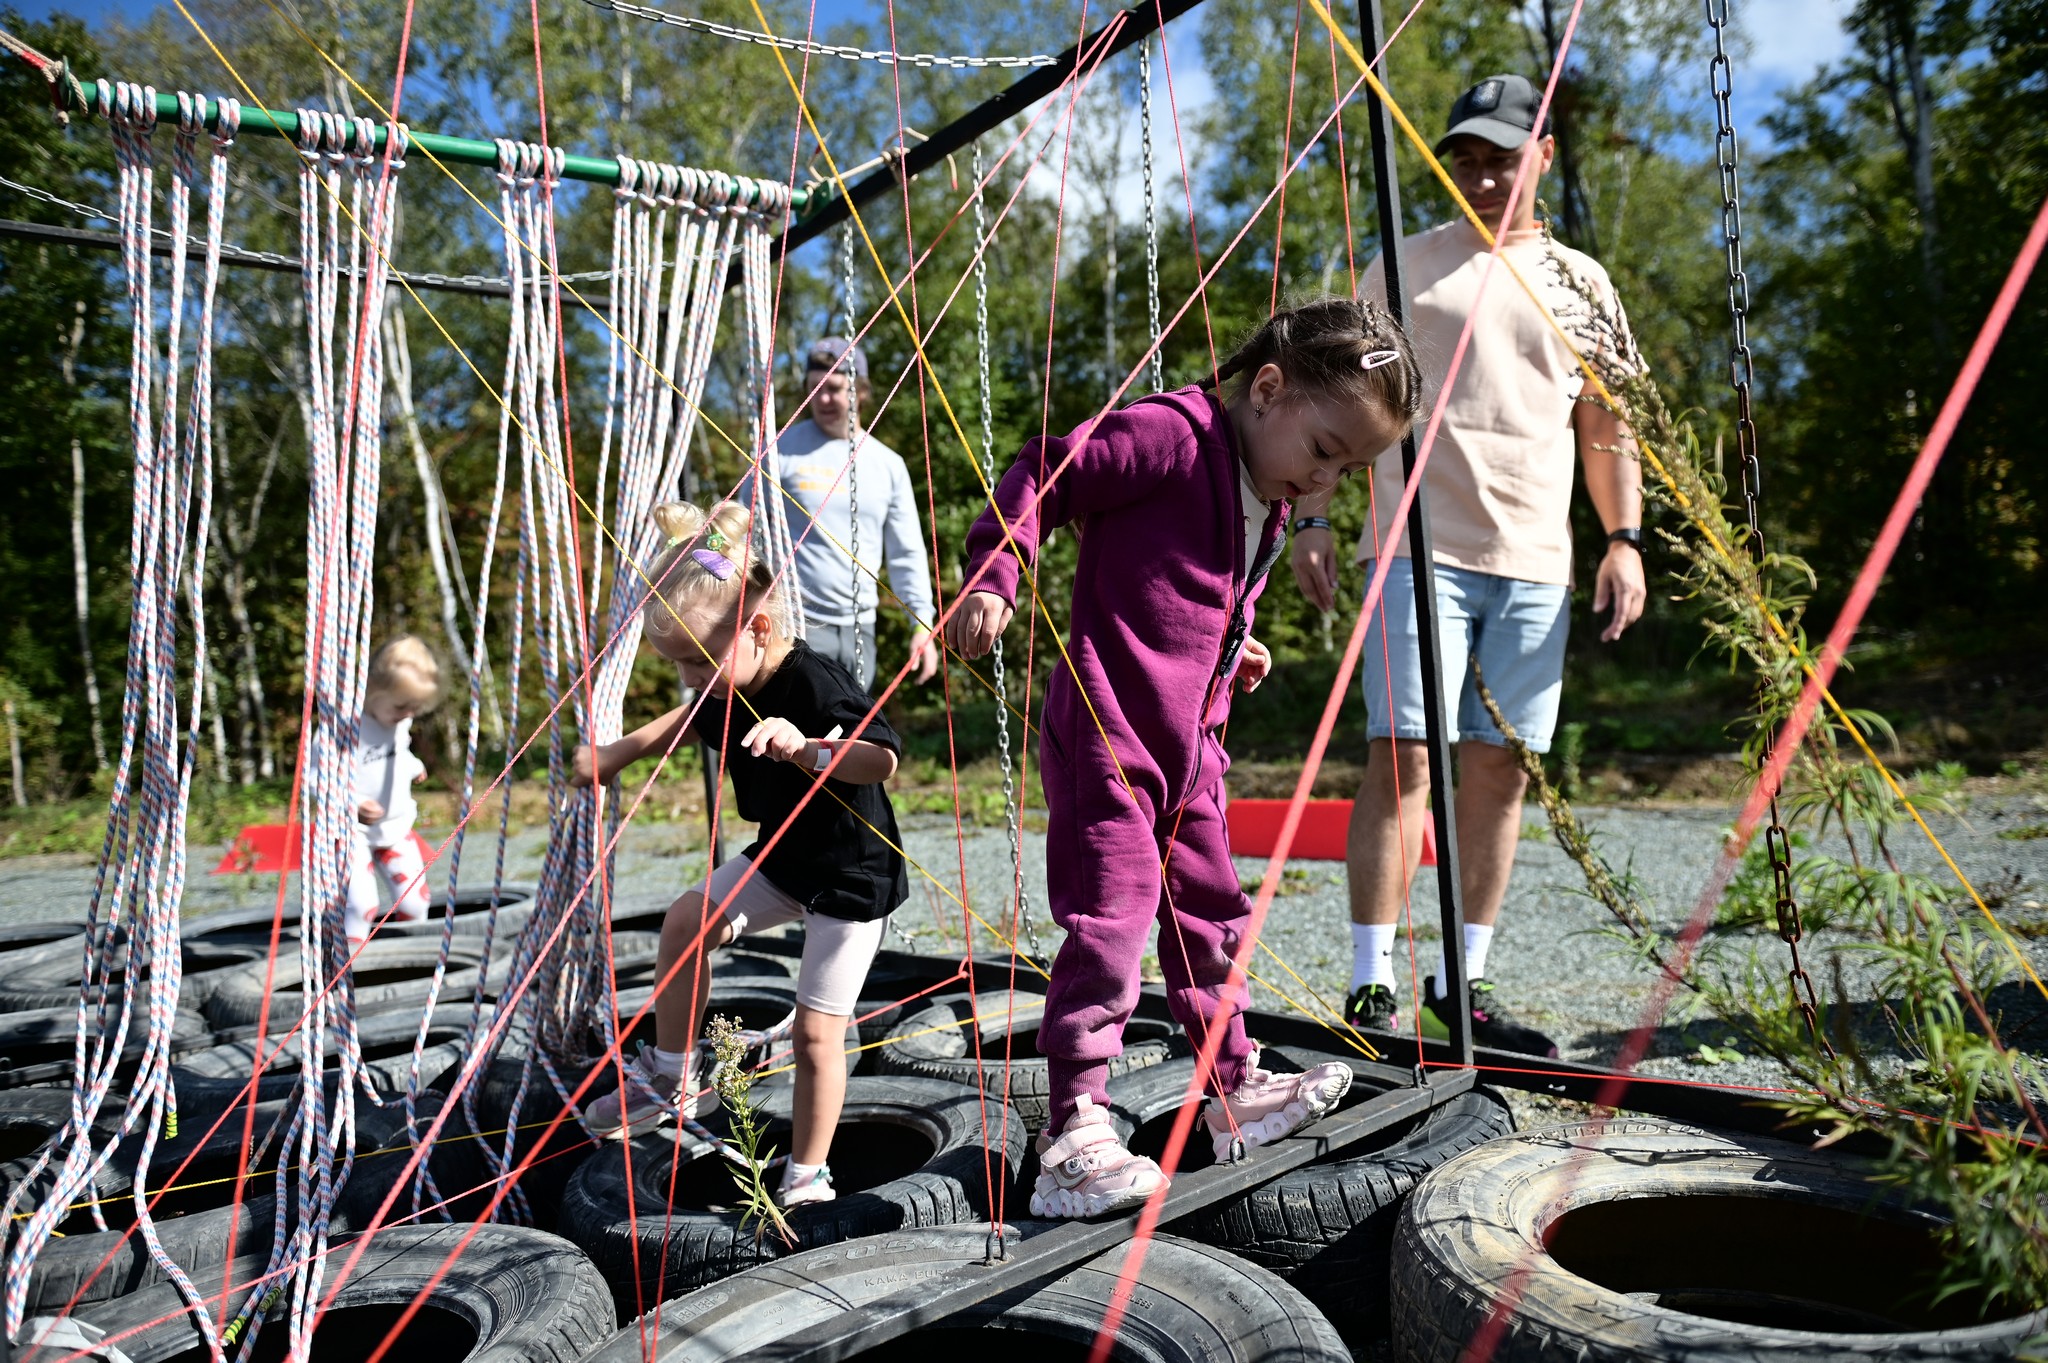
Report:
576,500,907,1210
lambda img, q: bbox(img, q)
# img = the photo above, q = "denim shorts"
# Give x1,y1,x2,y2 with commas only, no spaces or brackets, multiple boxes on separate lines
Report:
1359,558,1570,753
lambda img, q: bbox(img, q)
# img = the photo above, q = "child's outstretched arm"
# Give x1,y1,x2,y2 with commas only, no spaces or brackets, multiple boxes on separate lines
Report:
571,705,696,787
739,718,897,784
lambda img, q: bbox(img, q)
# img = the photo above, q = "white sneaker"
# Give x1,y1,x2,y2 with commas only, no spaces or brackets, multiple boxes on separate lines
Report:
1029,1095,1168,1218
775,1162,836,1208
1203,1048,1353,1162
583,1048,708,1139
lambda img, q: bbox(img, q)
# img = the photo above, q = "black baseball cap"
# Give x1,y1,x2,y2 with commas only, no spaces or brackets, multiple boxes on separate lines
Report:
1435,74,1543,155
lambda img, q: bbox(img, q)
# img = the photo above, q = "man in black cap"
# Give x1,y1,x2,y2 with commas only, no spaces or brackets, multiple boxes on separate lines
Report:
745,337,939,691
1291,73,1647,1057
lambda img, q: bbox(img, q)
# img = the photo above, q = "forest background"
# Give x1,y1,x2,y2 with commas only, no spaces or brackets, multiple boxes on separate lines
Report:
0,0,2043,845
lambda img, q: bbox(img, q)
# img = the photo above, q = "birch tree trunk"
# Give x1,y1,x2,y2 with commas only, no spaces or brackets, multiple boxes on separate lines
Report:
384,304,476,684
5,696,24,807
63,299,110,772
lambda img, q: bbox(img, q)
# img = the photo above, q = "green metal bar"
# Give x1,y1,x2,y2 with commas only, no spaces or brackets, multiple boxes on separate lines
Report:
65,80,816,212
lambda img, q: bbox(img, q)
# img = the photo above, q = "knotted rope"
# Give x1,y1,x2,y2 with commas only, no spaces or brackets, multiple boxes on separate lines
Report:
2,83,237,1352
221,109,405,1363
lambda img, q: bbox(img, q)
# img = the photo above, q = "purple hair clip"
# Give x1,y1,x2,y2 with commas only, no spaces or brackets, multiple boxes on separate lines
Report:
691,548,736,580
1361,349,1401,371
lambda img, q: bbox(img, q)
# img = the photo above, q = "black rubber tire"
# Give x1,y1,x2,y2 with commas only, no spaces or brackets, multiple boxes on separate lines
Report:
0,920,89,954
23,1095,426,1309
580,1226,1350,1362
0,1005,210,1090
57,1222,613,1363
877,988,1178,1128
558,1073,1026,1307
0,934,275,1015
1392,1116,2048,1362
439,1055,607,1227
173,1003,478,1105
374,881,537,940
1126,1055,1512,1339
199,937,492,1030
0,1088,128,1218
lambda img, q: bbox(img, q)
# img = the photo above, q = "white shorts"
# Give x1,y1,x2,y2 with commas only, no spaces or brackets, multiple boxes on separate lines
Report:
704,854,884,1018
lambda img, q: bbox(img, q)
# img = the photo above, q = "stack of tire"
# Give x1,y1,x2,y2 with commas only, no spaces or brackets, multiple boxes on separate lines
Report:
13,914,2035,1363
0,888,629,1360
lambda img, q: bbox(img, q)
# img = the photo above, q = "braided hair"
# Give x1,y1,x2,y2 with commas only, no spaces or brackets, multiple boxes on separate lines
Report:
1211,294,1423,427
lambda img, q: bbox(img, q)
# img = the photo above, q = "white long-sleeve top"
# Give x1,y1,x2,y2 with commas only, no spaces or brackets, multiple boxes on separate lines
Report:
352,713,422,848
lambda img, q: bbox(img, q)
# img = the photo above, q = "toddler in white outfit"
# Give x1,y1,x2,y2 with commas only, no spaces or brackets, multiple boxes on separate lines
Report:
346,636,441,944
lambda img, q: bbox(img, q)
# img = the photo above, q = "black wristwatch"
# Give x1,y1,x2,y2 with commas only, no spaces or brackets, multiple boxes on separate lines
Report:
1606,526,1643,552
1292,515,1333,534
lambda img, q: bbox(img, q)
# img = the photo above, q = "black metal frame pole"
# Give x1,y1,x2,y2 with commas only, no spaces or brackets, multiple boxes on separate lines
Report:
1354,0,1471,1068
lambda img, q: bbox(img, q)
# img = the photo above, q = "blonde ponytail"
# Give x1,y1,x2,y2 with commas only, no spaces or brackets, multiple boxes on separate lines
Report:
642,499,787,643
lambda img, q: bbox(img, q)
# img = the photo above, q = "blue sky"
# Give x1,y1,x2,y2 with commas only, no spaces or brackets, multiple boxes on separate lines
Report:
14,0,1856,89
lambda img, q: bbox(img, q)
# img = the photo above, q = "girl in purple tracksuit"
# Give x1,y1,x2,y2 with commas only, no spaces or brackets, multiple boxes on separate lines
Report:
948,297,1424,1219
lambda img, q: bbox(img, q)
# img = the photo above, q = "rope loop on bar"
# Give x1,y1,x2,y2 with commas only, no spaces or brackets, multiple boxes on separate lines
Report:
212,95,240,148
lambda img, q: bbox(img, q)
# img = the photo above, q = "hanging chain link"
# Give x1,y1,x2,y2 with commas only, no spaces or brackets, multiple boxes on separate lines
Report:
585,0,1060,70
1707,0,1830,1060
837,219,864,690
975,143,1044,962
1139,36,1163,394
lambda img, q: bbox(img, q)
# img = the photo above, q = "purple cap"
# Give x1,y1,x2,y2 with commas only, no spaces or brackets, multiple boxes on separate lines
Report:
803,336,867,381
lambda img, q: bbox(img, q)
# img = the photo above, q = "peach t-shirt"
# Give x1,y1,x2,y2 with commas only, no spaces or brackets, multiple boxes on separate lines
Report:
1357,219,1635,587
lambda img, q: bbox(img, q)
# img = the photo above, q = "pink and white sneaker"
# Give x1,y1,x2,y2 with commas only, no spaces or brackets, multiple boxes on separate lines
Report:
1029,1095,1168,1218
1203,1049,1354,1162
583,1047,710,1139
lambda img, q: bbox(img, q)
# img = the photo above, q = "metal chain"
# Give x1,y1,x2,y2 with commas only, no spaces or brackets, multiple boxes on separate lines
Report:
587,0,1058,69
974,143,1043,961
838,219,863,690
1706,0,1830,1060
1139,37,1163,394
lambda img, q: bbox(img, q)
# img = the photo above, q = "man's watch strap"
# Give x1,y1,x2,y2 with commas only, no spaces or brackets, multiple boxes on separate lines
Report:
1606,526,1644,551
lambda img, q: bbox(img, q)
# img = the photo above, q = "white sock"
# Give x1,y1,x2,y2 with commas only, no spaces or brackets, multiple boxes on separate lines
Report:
1349,922,1397,992
1434,922,1496,995
782,1160,827,1190
647,1045,690,1080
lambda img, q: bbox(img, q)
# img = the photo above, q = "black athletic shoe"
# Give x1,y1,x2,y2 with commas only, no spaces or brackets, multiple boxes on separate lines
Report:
1343,983,1398,1033
1419,977,1559,1057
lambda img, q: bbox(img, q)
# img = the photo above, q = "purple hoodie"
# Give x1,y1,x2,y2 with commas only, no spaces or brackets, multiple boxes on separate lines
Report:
962,387,1286,800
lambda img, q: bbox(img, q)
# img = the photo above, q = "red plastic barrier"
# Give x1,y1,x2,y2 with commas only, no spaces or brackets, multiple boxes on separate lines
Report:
212,823,433,875
1225,798,1436,865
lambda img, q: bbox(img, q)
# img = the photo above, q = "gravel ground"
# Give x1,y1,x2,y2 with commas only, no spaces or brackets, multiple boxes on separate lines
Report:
5,789,2045,1103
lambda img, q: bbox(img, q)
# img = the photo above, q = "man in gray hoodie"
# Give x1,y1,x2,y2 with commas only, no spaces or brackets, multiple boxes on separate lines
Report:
756,338,939,691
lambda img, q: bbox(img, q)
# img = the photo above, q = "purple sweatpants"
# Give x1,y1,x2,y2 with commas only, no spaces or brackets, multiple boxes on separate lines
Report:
959,388,1281,1136
1038,720,1253,1133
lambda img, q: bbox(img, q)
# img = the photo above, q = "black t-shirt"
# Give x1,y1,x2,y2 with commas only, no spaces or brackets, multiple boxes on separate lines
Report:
690,641,909,923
